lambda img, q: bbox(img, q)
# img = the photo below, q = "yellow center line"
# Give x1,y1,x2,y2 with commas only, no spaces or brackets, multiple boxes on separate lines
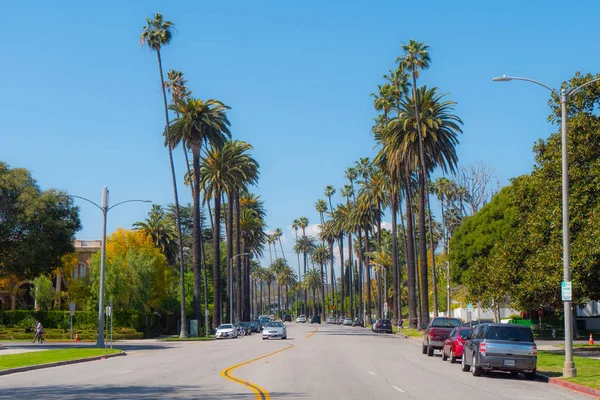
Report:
220,344,294,400
305,327,318,338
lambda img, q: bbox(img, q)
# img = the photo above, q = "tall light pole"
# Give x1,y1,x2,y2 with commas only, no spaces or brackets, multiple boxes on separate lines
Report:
68,187,150,347
493,74,600,378
229,252,250,324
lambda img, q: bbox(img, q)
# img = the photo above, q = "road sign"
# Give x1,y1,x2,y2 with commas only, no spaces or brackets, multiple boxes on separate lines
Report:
105,306,112,317
466,303,473,312
69,302,76,316
330,305,335,310
561,281,572,301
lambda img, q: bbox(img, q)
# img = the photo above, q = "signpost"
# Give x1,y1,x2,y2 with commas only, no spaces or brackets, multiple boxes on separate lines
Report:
561,281,572,301
105,300,113,350
466,303,473,323
69,302,76,340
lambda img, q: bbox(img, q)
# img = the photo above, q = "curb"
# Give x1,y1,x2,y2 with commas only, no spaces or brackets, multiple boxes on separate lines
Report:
0,351,126,376
537,372,600,398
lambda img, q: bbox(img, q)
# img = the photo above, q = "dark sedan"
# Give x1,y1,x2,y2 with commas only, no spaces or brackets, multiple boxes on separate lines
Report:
373,319,393,333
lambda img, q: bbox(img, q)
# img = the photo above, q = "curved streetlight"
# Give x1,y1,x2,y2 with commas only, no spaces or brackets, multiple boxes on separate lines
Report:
229,252,250,324
68,187,151,347
493,74,600,378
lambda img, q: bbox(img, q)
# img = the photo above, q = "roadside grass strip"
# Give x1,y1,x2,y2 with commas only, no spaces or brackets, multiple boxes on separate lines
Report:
221,344,295,400
0,348,121,371
392,327,421,337
537,351,600,391
159,336,215,341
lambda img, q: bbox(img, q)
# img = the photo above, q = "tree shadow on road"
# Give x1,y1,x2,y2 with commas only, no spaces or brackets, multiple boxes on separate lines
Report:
0,385,307,399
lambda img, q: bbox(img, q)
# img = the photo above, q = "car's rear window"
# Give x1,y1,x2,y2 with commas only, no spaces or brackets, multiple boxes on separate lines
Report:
431,318,462,328
459,328,472,337
487,326,534,342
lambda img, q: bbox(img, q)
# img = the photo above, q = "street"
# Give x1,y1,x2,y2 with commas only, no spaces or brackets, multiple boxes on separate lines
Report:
0,323,592,399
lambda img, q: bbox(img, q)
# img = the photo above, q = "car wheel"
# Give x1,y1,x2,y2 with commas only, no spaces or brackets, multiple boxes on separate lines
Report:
422,344,427,355
450,348,457,364
472,354,482,376
282,336,286,340
461,353,470,372
524,370,536,381
427,344,434,357
262,337,266,340
442,348,448,361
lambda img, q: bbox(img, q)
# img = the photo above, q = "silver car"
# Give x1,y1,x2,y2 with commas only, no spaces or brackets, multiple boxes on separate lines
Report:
215,324,238,339
262,321,287,340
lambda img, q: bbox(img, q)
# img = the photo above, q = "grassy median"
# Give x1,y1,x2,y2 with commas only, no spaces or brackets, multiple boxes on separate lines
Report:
392,327,422,337
159,336,215,341
0,349,121,371
537,351,600,390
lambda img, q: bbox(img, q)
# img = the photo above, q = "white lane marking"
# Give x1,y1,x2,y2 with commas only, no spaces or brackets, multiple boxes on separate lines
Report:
368,371,376,376
392,385,405,393
121,370,132,374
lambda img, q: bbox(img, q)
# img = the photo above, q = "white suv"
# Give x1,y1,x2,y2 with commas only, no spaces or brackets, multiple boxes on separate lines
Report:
296,315,307,323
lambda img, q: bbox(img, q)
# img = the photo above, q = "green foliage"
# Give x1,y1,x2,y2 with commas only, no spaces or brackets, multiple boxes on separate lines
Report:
0,162,81,279
0,349,122,371
32,275,55,310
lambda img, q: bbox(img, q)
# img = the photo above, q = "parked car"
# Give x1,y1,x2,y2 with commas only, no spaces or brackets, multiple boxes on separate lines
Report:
463,319,494,327
442,327,473,363
215,324,238,339
262,321,287,340
249,321,260,333
310,315,321,324
283,314,292,322
296,315,307,323
352,318,364,327
259,316,271,326
422,317,464,356
372,319,393,333
326,317,336,324
343,317,353,326
233,323,246,337
461,323,537,379
237,322,253,335
337,317,344,325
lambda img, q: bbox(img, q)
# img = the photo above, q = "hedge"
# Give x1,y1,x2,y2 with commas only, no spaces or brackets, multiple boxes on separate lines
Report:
0,327,143,340
0,310,147,331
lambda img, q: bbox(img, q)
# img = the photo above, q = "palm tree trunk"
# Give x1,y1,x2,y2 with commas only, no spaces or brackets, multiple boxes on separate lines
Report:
418,171,430,326
348,232,353,318
365,229,372,324
404,174,418,329
312,288,317,316
426,181,439,317
285,284,289,313
338,237,345,317
226,192,236,323
267,282,271,315
357,230,364,322
212,190,222,328
329,240,335,316
320,262,325,319
156,49,187,338
191,147,203,324
398,193,408,320
391,194,399,325
303,251,308,315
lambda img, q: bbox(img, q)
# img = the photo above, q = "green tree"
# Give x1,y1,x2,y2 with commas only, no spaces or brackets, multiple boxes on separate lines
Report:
134,205,178,266
33,275,55,310
310,244,329,318
0,162,81,279
303,268,322,316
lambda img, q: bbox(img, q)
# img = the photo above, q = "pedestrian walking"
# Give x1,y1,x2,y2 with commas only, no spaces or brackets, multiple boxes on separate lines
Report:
33,321,44,343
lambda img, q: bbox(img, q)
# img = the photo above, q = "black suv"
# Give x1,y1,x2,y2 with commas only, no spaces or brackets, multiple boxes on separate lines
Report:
283,314,292,322
310,315,321,324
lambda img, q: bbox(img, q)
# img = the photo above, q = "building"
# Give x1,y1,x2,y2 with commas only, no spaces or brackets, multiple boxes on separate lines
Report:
73,239,102,279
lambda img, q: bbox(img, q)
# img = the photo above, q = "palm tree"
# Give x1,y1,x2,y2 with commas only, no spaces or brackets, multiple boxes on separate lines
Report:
310,244,329,319
319,220,337,315
324,186,336,218
133,205,178,266
293,234,316,314
303,268,322,316
269,258,287,316
314,199,328,292
140,13,188,338
264,268,275,315
273,228,286,260
277,264,297,312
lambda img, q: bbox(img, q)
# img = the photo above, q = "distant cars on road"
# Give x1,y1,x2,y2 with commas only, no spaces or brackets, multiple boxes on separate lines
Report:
283,314,292,322
372,319,393,333
296,315,307,323
326,317,336,324
342,317,353,326
310,315,321,324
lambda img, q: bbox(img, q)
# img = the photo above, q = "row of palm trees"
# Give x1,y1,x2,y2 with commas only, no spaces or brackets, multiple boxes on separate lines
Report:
292,40,463,328
141,13,269,335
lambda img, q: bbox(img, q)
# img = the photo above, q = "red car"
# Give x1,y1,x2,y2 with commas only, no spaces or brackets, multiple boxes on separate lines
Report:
442,327,473,363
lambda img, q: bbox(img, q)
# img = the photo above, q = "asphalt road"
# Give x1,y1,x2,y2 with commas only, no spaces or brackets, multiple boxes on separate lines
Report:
0,324,593,399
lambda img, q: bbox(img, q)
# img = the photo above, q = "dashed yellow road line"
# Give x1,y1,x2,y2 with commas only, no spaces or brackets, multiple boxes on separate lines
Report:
220,344,294,400
305,327,318,338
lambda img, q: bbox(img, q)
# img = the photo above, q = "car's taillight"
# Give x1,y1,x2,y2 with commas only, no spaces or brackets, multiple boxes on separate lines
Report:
429,331,435,338
479,342,487,356
532,345,537,356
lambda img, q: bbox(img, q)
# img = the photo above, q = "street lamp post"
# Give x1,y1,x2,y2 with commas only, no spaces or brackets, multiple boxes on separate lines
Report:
68,187,150,347
229,252,250,324
493,74,600,378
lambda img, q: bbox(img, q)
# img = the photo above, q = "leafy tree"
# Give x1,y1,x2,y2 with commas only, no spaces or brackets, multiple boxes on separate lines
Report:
33,275,55,310
0,162,81,279
90,229,174,312
134,205,178,266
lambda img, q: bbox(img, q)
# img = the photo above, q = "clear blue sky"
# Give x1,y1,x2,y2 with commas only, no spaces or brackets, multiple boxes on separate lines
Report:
3,1,599,272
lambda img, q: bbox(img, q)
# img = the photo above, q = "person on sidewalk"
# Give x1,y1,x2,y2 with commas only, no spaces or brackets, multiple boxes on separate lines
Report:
33,321,44,344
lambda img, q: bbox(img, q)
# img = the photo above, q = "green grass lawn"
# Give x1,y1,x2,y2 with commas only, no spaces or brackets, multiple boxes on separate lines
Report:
392,327,422,337
0,349,121,371
537,351,600,390
159,336,215,341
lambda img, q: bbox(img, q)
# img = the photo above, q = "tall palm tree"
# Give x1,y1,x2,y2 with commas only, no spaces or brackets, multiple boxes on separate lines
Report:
314,199,328,292
303,268,322,317
278,265,297,312
324,186,336,218
133,205,178,266
269,258,287,316
310,244,329,319
273,228,286,260
292,219,302,293
140,13,187,337
293,234,316,314
319,220,337,315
